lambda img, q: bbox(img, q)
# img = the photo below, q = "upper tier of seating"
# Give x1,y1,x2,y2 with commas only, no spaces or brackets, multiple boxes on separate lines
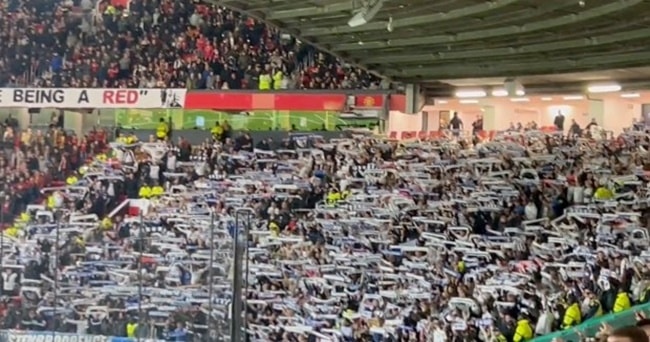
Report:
0,0,381,90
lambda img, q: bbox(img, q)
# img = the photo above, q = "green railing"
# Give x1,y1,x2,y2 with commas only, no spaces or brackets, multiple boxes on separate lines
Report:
532,302,650,342
112,108,378,131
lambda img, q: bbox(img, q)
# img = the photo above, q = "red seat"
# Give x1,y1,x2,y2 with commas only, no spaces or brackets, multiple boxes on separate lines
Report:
388,131,397,139
418,131,428,140
540,126,557,133
128,205,140,217
400,131,416,140
429,131,442,139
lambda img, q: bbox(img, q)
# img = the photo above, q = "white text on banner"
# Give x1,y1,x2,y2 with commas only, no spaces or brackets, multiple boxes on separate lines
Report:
0,88,187,109
1,330,110,342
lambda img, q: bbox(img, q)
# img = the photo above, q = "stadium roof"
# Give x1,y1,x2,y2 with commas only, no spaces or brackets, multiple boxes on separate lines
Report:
218,0,650,96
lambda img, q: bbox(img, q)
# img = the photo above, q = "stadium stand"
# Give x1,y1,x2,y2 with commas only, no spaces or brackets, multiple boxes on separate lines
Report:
2,2,650,342
2,126,650,342
0,0,380,90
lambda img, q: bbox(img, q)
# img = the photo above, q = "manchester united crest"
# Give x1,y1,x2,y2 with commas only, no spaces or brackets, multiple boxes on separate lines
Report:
362,96,376,107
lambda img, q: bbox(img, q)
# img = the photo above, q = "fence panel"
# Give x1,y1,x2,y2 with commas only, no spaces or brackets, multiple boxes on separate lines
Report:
531,302,650,342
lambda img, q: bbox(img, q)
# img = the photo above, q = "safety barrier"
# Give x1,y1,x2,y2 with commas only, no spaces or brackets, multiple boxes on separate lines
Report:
531,302,650,342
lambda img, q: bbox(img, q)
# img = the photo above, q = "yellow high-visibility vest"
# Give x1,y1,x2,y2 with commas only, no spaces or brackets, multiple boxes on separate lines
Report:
259,74,271,90
126,323,137,337
139,186,152,198
151,186,164,197
19,212,30,222
613,292,631,313
326,192,340,205
273,71,283,90
211,126,223,138
156,122,168,139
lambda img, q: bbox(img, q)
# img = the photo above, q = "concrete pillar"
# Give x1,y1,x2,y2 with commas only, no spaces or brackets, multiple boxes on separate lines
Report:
481,105,497,131
588,99,605,127
405,83,423,114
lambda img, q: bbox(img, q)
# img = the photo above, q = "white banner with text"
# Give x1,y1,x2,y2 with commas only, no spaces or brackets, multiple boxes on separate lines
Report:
0,88,186,109
0,330,164,342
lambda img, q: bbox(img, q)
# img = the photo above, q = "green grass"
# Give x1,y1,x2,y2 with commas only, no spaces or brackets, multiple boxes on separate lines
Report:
115,109,377,131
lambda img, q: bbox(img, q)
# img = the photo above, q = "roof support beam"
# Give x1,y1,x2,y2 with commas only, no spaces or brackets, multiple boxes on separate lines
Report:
267,1,354,20
359,28,650,64
300,0,519,36
309,0,579,46
384,51,650,79
332,0,645,51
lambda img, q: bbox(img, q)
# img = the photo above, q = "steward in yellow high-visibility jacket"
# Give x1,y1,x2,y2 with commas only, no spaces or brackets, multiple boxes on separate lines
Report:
457,260,466,274
273,71,283,90
211,122,223,141
156,118,169,140
594,187,613,201
126,322,137,338
269,221,280,237
125,134,137,144
326,191,341,205
562,302,582,329
19,212,30,223
47,194,56,209
259,73,271,90
151,185,164,197
66,175,78,185
513,319,534,342
139,185,152,198
101,217,112,230
613,291,632,313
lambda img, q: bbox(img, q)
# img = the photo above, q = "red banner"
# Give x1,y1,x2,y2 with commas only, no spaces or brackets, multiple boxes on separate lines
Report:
184,91,405,111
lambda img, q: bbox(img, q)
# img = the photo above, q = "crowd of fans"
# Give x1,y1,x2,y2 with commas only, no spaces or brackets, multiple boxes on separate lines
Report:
0,115,109,225
0,0,382,90
2,119,650,342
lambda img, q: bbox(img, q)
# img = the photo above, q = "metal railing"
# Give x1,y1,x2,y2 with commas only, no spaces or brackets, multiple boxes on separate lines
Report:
0,210,252,342
531,302,650,342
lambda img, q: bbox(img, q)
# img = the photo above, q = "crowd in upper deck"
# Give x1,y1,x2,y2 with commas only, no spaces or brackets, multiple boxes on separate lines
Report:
0,0,382,90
